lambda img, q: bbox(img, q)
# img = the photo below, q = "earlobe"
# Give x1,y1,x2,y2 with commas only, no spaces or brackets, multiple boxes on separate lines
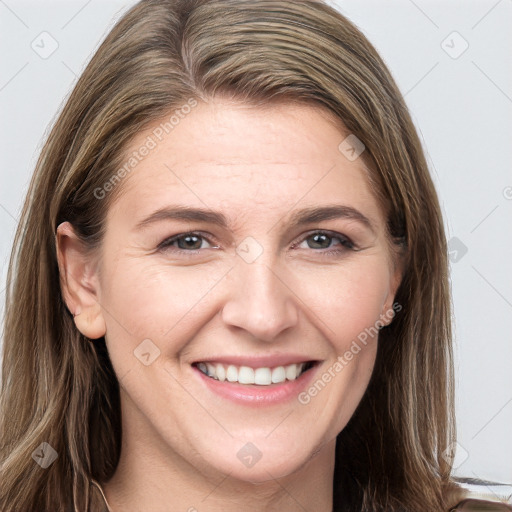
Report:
73,302,107,340
379,303,396,327
55,221,106,340
380,263,404,327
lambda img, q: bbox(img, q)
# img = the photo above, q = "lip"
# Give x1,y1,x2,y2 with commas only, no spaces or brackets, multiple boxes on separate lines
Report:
192,361,320,406
191,354,317,368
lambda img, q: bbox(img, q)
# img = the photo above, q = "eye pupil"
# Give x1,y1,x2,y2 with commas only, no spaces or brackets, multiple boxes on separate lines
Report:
178,235,201,250
309,233,331,249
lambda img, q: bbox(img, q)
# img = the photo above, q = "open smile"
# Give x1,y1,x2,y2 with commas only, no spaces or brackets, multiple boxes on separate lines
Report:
191,359,320,405
193,361,316,386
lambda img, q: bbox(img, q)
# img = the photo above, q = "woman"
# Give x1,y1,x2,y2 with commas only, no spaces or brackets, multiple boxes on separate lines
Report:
0,0,509,510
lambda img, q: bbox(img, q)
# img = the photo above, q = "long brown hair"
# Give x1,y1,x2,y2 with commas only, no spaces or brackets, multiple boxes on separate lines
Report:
0,1,457,510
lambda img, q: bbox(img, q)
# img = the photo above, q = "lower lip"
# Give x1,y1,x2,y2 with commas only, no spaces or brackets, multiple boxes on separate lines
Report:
192,364,319,406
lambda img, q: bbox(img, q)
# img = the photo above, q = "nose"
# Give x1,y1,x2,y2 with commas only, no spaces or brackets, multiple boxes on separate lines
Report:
221,257,299,343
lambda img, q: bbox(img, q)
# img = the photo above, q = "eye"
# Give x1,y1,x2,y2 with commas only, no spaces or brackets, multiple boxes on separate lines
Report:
157,230,356,257
294,230,356,255
158,232,217,253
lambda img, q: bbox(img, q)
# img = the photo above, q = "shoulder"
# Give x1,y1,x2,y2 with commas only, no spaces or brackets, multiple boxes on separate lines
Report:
447,477,512,511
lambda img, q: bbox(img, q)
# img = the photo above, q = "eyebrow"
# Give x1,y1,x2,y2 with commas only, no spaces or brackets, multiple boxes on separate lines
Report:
134,204,376,234
288,205,375,233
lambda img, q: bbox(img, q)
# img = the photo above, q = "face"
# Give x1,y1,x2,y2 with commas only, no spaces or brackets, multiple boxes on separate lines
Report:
62,98,401,483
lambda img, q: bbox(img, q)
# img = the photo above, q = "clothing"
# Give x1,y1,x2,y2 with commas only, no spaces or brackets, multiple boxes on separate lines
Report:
449,477,512,511
89,477,512,511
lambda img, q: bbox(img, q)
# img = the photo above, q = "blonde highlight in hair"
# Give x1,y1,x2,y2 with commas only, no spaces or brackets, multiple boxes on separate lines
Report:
0,1,457,510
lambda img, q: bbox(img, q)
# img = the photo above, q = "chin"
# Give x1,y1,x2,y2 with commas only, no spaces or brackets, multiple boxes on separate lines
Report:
197,436,324,484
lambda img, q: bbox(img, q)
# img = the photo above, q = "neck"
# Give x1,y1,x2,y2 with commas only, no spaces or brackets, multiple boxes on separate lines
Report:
102,414,336,512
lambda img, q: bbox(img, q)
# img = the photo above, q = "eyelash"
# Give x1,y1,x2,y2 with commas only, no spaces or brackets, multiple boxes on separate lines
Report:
157,230,356,257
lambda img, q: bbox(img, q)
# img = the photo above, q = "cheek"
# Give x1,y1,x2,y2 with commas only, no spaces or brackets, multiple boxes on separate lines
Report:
100,250,391,373
293,262,388,432
99,257,229,354
292,258,392,348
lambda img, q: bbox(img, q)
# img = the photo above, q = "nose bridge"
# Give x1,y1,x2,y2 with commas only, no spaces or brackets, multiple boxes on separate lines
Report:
221,248,298,342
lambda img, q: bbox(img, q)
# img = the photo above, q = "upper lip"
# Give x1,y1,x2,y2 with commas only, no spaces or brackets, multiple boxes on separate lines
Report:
192,354,319,368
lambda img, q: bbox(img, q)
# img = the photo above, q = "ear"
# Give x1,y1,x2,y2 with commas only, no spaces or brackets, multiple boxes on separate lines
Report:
380,254,404,327
55,221,106,339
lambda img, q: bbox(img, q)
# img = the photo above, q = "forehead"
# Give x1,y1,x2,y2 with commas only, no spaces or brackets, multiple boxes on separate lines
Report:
107,98,385,229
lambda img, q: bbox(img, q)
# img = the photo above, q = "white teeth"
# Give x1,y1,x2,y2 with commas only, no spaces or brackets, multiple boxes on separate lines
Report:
206,363,216,377
216,363,226,382
196,361,311,386
271,366,286,384
238,366,254,384
285,363,297,380
226,365,238,382
254,367,272,385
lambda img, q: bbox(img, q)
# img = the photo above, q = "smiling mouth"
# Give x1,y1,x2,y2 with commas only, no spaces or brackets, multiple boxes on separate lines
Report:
192,361,317,386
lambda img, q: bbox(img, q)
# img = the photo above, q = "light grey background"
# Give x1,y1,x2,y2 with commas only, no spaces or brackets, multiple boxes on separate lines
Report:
1,0,511,484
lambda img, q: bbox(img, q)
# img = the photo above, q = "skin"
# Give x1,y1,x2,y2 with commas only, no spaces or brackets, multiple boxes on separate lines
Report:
57,98,402,512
